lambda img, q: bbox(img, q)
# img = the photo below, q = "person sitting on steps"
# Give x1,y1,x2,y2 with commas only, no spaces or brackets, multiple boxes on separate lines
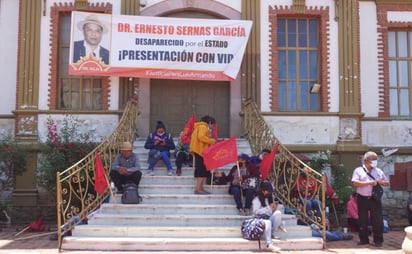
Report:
252,181,285,252
174,131,192,176
216,153,260,216
110,141,142,194
144,121,176,176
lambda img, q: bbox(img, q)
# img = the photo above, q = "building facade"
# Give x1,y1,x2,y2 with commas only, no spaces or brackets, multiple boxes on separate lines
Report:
1,0,412,221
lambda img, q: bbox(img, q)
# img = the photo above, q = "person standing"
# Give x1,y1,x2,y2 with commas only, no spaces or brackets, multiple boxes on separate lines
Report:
73,15,110,64
110,141,142,193
189,115,216,194
144,121,175,176
351,151,389,247
408,196,412,225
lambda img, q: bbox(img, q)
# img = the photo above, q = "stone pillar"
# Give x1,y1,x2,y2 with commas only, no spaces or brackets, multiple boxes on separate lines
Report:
335,0,366,151
13,0,42,205
241,0,261,106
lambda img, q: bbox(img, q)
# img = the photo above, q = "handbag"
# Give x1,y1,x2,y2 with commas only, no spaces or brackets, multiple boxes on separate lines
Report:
241,176,260,191
362,166,383,201
371,184,384,201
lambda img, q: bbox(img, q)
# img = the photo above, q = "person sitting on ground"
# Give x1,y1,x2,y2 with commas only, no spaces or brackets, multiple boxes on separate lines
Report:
312,229,353,241
110,141,142,193
249,148,271,169
174,131,192,176
216,154,260,216
346,192,360,231
252,181,285,252
295,167,322,219
144,121,176,176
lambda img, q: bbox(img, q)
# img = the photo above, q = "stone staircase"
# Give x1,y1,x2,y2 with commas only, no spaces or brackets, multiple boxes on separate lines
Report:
60,138,323,251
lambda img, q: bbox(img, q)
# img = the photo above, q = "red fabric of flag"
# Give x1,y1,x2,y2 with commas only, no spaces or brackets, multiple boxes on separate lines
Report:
259,144,280,181
181,114,196,145
94,151,108,195
202,136,238,171
325,174,339,205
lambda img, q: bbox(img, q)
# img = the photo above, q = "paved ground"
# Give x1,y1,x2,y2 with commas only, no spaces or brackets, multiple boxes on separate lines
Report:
0,225,407,254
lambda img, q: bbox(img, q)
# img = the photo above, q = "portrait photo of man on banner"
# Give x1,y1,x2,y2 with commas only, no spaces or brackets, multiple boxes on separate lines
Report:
68,11,252,81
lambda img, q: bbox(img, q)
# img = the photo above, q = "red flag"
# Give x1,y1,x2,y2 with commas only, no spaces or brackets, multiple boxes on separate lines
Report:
325,174,339,205
259,144,280,181
94,151,108,195
181,114,196,145
202,136,238,171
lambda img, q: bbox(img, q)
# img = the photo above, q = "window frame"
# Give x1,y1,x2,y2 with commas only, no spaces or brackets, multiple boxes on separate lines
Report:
269,7,330,113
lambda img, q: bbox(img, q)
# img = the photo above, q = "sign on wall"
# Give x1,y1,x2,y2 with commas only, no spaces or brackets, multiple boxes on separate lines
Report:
69,11,252,81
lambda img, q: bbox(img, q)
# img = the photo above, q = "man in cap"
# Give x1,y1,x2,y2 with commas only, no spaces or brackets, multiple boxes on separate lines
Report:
73,14,110,64
110,141,142,193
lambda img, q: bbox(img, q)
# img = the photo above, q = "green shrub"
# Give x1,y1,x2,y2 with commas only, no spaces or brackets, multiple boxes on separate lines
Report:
0,136,28,191
38,115,98,196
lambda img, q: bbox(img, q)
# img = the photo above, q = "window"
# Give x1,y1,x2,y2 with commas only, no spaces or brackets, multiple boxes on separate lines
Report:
58,13,103,110
388,31,412,116
277,18,320,112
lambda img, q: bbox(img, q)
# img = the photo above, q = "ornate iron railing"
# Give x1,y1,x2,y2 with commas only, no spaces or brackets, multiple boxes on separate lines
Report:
242,98,326,246
55,98,139,248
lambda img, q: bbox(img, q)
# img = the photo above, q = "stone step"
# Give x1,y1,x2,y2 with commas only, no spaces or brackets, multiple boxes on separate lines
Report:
131,138,252,169
71,225,312,238
100,203,239,215
61,138,324,252
87,214,248,227
138,183,229,195
110,193,235,205
61,236,323,251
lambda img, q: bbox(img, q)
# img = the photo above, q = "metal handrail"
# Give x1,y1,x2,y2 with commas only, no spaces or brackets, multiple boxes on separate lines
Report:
55,98,139,248
242,98,326,247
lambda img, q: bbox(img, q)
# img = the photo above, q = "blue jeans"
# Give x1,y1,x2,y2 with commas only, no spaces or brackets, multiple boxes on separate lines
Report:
301,197,322,218
148,150,173,170
230,185,255,210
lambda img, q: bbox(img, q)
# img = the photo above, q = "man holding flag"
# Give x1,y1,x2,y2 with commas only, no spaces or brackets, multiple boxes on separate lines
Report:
215,154,260,216
189,115,217,195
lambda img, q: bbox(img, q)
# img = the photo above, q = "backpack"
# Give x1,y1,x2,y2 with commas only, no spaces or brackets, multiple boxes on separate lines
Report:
241,217,265,249
121,183,142,204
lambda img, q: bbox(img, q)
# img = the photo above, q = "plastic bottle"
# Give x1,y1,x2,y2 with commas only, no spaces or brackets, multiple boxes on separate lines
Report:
110,182,117,193
325,206,330,230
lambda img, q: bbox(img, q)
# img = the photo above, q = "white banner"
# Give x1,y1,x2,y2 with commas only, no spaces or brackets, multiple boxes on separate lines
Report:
69,11,252,81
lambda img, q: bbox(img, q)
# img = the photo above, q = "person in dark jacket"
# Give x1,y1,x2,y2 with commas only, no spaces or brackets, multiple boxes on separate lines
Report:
144,121,175,176
217,154,260,216
110,141,142,193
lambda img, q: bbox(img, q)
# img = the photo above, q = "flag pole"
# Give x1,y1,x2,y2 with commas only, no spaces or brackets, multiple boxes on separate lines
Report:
236,161,243,200
105,170,116,205
209,169,214,191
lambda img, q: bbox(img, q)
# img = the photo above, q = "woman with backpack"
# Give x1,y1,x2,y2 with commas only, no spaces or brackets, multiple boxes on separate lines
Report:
252,181,286,252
